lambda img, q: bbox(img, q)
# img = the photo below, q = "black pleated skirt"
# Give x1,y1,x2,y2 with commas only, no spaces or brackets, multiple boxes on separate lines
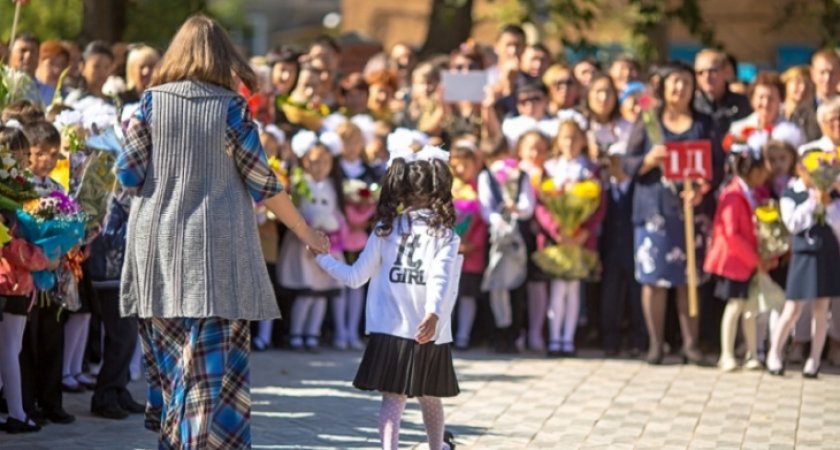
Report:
354,333,460,398
0,295,31,317
714,276,751,301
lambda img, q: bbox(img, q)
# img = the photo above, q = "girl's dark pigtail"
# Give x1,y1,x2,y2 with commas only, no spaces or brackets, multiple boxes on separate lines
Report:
373,157,408,236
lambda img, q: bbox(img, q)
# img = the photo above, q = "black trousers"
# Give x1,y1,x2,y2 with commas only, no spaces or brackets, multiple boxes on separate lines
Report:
20,301,66,415
600,261,646,350
92,288,138,408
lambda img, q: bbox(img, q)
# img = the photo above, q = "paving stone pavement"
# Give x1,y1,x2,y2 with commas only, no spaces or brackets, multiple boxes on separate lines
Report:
3,349,839,449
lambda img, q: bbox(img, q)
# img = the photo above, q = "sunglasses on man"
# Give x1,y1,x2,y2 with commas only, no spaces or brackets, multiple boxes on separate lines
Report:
517,95,545,105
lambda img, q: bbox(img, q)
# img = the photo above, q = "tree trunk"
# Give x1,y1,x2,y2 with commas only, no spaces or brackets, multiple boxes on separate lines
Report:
81,0,128,43
420,0,474,57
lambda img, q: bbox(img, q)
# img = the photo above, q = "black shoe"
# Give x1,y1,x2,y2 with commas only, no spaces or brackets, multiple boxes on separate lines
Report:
92,403,130,420
646,346,663,365
604,348,620,358
444,430,456,450
767,367,785,376
29,409,48,426
5,416,41,433
45,408,76,424
802,369,820,379
118,392,146,414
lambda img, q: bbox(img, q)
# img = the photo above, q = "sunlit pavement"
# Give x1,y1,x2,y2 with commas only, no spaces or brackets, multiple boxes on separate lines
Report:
4,347,840,449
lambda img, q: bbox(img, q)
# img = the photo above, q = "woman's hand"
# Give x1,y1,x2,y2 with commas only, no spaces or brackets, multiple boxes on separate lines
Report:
643,144,667,170
415,313,439,344
299,226,330,255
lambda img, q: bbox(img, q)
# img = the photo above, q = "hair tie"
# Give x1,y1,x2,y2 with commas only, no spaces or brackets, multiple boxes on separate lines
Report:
4,119,23,130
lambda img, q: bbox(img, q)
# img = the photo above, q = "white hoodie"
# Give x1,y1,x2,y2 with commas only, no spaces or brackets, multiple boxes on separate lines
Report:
316,210,462,344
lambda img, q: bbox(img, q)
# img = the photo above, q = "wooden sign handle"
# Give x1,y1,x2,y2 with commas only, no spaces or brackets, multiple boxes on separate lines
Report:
683,181,699,317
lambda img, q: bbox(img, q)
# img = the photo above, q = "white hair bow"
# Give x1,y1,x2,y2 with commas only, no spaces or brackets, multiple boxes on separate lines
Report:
556,108,589,130
387,127,429,153
3,119,23,130
262,123,286,145
733,122,805,159
291,129,342,158
291,130,319,158
319,131,343,157
388,144,449,166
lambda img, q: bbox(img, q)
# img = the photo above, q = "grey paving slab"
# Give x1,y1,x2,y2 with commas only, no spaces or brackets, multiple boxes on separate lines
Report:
2,349,840,449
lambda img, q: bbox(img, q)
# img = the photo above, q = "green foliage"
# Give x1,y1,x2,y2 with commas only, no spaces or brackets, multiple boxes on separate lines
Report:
0,0,246,49
772,0,840,48
0,0,84,42
123,0,247,49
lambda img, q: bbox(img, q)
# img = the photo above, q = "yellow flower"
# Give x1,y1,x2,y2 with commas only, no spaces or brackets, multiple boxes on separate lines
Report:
0,222,10,246
50,159,71,192
540,178,556,194
570,180,601,200
755,205,779,223
452,178,477,201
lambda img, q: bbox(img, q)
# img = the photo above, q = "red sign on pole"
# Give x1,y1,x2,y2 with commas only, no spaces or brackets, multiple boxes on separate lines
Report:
662,140,712,181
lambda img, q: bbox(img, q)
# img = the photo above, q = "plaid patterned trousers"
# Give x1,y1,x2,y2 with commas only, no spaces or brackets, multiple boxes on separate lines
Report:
140,317,251,449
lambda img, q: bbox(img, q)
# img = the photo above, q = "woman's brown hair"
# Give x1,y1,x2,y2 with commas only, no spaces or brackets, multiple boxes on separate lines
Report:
151,14,256,92
748,71,785,103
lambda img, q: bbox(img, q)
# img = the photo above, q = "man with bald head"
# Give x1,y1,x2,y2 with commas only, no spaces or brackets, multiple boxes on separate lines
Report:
693,48,751,132
810,49,840,107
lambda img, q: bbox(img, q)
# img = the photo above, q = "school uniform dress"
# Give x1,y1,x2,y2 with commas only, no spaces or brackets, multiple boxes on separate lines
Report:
119,81,283,449
780,179,840,300
623,113,725,287
704,179,759,300
277,175,346,297
316,211,462,397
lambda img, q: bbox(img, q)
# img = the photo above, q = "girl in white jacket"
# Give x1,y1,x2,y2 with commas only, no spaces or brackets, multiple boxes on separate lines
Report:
317,146,460,450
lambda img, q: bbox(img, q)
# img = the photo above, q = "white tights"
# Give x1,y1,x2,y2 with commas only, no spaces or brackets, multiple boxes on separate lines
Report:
527,281,548,349
290,296,327,338
332,288,364,344
455,296,476,346
547,280,580,350
63,312,91,379
378,393,449,450
769,299,830,370
0,314,28,421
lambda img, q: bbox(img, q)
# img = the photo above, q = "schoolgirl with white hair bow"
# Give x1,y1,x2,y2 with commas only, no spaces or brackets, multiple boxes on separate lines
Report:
276,129,348,350
315,142,461,450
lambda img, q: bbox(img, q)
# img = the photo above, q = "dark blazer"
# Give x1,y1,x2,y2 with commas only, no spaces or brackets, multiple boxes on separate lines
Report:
693,88,752,133
599,180,635,271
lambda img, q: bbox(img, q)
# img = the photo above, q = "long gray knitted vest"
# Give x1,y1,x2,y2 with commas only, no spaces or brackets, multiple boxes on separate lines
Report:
120,80,280,320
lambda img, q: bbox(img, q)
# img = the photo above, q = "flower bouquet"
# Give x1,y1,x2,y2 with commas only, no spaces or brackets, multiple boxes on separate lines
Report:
755,202,789,259
801,148,840,223
488,158,522,217
341,178,380,252
0,64,40,109
343,178,380,205
639,94,663,145
16,191,86,291
73,148,117,231
452,178,479,237
289,166,313,206
0,145,38,211
531,178,602,279
276,94,330,131
801,148,840,192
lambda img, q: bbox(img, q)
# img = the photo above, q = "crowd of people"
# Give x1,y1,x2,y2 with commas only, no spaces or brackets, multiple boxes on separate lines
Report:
1,19,840,441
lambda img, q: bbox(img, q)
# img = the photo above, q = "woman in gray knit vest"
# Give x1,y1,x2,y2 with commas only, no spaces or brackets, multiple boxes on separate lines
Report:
116,15,329,449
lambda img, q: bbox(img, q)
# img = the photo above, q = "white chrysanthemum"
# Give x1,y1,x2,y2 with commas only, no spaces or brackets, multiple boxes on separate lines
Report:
0,169,8,179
